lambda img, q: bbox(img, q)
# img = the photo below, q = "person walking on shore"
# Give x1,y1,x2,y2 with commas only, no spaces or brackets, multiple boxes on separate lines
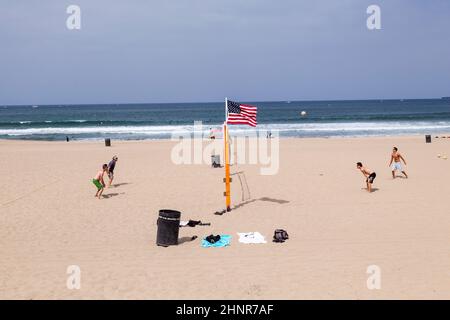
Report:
389,147,408,179
357,162,376,193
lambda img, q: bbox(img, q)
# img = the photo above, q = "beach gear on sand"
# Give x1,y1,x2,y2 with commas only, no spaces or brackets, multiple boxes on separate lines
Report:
156,209,181,247
237,232,267,244
179,220,189,227
202,234,231,248
92,179,103,190
180,220,211,227
206,235,221,243
211,155,221,168
273,229,289,243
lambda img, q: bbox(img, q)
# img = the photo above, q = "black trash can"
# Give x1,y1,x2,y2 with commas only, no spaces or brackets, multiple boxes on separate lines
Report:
156,209,181,247
105,138,111,147
425,135,431,143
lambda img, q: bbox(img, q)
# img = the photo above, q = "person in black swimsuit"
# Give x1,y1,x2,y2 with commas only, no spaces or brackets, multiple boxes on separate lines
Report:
357,162,376,193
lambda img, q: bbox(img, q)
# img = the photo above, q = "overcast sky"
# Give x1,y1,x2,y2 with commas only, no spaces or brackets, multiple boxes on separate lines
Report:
1,0,450,105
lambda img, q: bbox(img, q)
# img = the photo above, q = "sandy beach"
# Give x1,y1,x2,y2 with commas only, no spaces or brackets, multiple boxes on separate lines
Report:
1,135,450,299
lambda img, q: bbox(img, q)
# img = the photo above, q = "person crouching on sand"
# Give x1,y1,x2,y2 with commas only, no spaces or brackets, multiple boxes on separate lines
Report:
93,164,107,199
108,156,118,187
357,162,376,193
389,147,408,179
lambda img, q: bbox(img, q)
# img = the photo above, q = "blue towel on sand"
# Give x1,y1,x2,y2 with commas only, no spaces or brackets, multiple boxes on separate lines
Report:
201,235,231,248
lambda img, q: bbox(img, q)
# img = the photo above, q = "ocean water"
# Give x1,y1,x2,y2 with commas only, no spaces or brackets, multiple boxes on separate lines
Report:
1,99,450,140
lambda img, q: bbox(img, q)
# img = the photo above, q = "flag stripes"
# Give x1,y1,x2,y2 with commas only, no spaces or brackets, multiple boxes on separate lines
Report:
226,100,257,127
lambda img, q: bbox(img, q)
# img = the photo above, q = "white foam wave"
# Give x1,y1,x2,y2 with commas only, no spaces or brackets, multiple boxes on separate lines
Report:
1,121,450,137
254,122,450,132
0,125,195,136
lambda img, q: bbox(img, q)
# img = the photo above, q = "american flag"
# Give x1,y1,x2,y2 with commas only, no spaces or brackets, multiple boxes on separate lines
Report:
226,100,257,127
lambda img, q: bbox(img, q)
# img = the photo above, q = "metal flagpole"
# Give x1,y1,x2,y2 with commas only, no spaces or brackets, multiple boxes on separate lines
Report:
224,97,231,212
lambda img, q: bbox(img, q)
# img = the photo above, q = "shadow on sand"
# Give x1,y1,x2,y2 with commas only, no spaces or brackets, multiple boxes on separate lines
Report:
110,182,132,188
393,175,408,179
102,192,125,199
178,236,198,245
232,197,290,210
362,188,379,193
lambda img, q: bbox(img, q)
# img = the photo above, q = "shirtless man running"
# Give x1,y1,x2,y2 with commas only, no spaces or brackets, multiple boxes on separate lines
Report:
92,164,108,199
389,147,408,179
356,162,376,193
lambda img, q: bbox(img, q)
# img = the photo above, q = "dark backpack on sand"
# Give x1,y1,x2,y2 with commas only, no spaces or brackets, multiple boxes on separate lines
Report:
273,229,289,243
205,234,221,244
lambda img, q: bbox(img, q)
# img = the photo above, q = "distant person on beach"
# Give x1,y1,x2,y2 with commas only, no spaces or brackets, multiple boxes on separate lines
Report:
389,147,408,179
107,156,118,187
209,128,216,139
356,162,376,193
93,164,108,199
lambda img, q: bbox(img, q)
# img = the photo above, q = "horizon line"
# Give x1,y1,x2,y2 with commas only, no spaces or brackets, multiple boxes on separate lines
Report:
2,96,450,107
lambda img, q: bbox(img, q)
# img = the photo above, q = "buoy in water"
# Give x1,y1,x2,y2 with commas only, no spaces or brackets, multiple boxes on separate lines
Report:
300,111,307,117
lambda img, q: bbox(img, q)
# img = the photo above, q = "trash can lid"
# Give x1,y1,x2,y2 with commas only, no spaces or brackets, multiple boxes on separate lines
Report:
159,209,181,219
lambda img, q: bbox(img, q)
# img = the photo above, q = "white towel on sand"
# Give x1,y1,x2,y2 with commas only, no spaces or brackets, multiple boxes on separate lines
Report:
237,232,267,244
